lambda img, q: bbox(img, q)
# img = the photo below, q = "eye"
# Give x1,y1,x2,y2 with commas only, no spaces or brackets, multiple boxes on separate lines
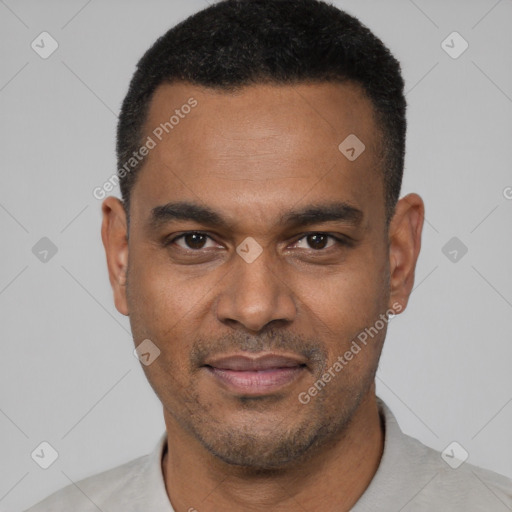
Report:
292,233,344,250
170,232,220,250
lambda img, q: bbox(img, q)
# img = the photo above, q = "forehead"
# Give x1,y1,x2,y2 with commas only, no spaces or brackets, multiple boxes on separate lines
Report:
130,80,384,229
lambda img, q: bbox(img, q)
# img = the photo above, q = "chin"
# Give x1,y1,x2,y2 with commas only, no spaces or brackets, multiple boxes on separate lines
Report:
192,415,338,471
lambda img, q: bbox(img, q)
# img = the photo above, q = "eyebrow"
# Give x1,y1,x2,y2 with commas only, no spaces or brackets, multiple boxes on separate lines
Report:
150,202,230,230
149,200,363,231
281,202,363,228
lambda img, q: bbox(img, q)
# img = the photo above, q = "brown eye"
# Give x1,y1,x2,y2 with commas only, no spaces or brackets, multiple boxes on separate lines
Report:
307,234,329,249
172,232,217,250
293,233,339,250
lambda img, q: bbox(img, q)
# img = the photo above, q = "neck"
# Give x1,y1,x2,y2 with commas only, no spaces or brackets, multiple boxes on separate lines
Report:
162,391,384,512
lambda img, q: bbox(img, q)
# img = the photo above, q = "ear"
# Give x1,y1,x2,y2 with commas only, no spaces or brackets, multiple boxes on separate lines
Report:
388,193,424,313
101,197,129,316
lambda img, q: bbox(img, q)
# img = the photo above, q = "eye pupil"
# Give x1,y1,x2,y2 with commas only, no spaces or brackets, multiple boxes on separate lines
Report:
307,234,328,249
185,233,206,249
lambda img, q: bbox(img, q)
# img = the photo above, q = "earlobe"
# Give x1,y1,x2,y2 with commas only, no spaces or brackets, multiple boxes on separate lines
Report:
101,197,130,316
387,193,424,313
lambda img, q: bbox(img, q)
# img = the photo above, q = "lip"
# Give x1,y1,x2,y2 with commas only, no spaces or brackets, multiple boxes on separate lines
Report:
203,353,308,396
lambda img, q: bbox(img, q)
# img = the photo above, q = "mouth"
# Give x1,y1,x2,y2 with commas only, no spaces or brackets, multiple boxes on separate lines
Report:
203,353,308,396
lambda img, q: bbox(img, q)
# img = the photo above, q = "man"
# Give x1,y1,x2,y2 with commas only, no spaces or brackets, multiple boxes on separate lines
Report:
26,0,512,510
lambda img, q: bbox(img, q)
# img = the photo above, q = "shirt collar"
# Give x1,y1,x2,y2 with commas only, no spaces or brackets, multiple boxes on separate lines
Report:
137,431,175,511
351,396,433,511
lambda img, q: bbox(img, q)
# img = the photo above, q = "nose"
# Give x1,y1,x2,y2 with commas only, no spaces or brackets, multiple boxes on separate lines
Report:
215,249,297,333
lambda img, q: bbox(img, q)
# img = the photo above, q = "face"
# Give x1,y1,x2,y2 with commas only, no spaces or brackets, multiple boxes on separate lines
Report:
102,81,423,470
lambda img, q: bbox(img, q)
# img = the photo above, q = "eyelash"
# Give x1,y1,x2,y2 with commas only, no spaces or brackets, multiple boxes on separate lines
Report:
163,231,350,251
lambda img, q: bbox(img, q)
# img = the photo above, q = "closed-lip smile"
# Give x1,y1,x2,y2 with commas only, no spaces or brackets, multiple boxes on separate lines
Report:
203,353,308,395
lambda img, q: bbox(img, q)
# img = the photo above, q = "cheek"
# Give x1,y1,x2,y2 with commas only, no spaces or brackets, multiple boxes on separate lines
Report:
295,247,389,375
126,244,202,342
126,253,201,398
298,255,387,333
129,242,202,314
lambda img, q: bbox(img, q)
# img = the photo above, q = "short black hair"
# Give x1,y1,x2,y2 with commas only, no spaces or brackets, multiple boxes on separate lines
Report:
117,0,406,224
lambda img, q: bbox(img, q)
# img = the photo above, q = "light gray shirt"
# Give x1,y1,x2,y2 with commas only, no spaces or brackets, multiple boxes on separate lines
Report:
25,398,512,511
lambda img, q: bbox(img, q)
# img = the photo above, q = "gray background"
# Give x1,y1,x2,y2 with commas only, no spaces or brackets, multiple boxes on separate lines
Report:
1,0,511,510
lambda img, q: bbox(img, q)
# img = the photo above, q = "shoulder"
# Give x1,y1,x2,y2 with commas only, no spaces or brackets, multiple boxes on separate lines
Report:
372,398,512,511
407,437,512,511
24,454,150,512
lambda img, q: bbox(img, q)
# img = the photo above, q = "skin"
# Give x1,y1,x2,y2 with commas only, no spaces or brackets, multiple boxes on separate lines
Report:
101,81,424,511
